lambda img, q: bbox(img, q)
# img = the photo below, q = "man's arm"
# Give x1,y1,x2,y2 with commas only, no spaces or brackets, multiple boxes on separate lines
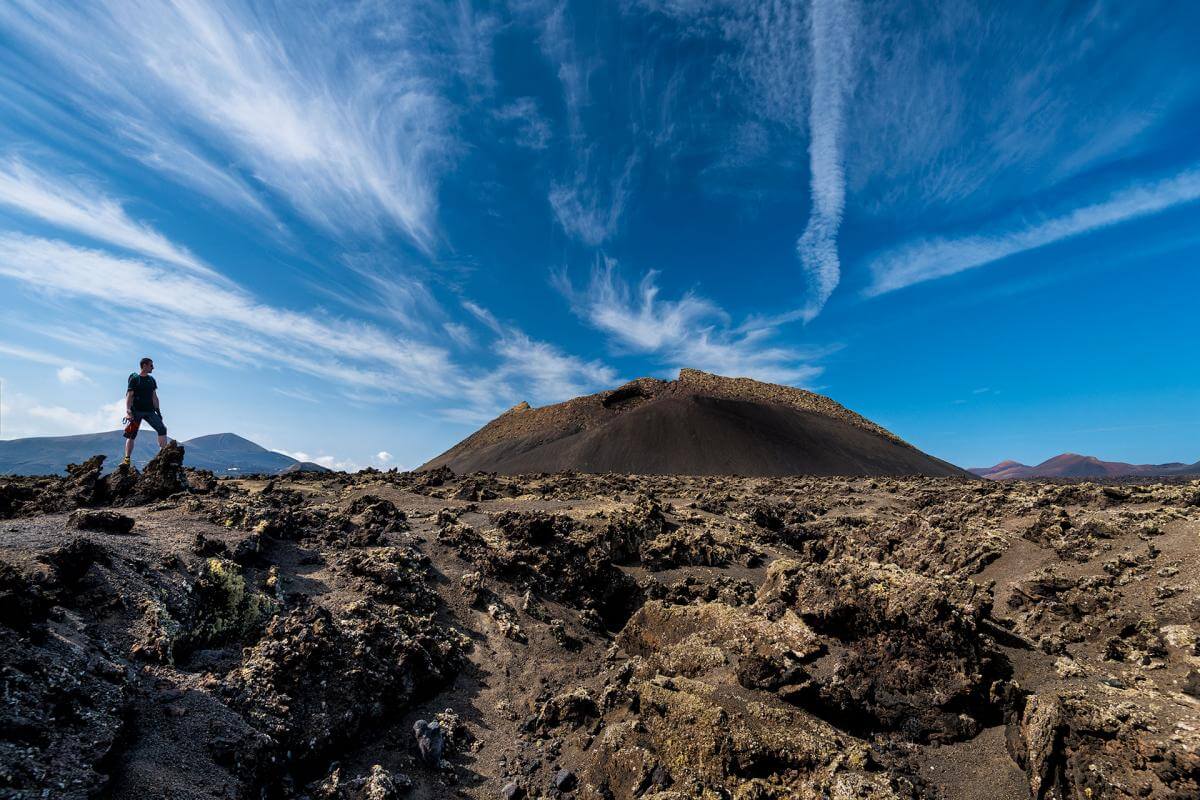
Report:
153,390,160,413
125,389,134,416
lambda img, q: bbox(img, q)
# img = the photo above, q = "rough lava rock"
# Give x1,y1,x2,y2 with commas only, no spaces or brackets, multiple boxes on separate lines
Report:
111,441,190,505
66,508,135,534
757,556,1005,741
0,465,1198,799
223,601,461,766
0,563,128,799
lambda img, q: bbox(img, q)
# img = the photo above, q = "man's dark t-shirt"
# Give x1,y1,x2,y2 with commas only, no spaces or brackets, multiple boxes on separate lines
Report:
127,374,157,413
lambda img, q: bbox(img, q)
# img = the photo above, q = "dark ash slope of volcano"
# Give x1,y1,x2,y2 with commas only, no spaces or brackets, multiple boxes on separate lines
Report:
422,369,968,477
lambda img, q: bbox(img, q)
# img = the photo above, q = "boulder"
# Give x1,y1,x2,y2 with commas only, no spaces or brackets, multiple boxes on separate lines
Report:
757,556,1003,741
67,509,135,534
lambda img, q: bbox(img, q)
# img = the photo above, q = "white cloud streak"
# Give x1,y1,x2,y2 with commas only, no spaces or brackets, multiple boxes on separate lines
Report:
0,233,617,429
0,158,219,280
846,3,1196,221
495,98,553,150
632,0,855,320
570,265,724,351
0,234,460,397
27,399,126,434
533,1,639,246
0,341,88,370
461,300,505,335
865,167,1200,296
117,115,277,223
0,0,453,247
548,151,639,246
448,298,619,418
0,392,127,438
559,260,823,386
56,366,90,385
493,331,618,401
796,0,856,322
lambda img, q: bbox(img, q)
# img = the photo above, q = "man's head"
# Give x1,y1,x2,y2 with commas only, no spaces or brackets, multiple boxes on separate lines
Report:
139,357,154,374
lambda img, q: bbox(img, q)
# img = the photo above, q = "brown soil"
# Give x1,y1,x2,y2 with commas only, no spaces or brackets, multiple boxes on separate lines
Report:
1,447,1198,799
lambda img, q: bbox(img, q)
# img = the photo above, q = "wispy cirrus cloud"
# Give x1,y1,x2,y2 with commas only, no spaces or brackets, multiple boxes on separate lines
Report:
273,387,319,404
114,115,277,224
450,297,619,420
0,341,87,370
637,0,1199,299
0,233,461,397
632,0,857,319
0,158,220,280
549,151,640,246
0,341,103,400
494,98,553,151
493,331,618,401
529,1,642,246
796,0,857,321
447,0,500,96
0,0,454,247
847,2,1199,222
461,300,505,336
865,167,1200,296
557,259,824,386
0,389,126,439
0,231,617,427
319,254,452,339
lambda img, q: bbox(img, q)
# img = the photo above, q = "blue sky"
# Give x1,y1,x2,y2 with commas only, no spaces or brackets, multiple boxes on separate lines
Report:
0,0,1198,470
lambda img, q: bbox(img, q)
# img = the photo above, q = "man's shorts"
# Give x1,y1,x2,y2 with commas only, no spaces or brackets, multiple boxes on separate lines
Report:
125,411,167,439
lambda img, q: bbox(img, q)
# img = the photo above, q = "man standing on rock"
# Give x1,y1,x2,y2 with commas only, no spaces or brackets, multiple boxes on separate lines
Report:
122,357,170,467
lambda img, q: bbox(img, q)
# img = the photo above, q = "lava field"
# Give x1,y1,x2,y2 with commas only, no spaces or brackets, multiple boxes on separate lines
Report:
1,444,1198,799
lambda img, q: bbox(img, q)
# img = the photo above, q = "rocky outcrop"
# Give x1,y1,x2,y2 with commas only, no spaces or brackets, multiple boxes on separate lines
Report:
1007,690,1200,799
757,557,1004,741
0,563,128,799
66,509,135,534
109,442,190,505
594,600,923,799
223,601,462,766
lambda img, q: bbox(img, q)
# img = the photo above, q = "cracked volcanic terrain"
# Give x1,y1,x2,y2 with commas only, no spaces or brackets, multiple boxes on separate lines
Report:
1,445,1199,799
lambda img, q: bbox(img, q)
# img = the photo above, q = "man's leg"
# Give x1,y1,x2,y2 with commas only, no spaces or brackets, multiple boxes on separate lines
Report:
123,415,139,465
146,413,169,449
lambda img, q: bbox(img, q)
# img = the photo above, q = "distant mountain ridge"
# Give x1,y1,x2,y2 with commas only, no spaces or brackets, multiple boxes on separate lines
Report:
0,431,331,476
970,453,1200,480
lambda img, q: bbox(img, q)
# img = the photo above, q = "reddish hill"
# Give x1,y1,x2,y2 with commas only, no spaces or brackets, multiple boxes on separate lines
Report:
421,369,969,477
970,453,1200,480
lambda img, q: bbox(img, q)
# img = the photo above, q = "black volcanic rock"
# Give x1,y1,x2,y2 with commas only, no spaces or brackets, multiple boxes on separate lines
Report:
66,509,135,534
1,468,1198,798
422,369,968,477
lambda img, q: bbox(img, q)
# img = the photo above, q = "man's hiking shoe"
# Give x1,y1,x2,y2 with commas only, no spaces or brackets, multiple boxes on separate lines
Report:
121,457,131,467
